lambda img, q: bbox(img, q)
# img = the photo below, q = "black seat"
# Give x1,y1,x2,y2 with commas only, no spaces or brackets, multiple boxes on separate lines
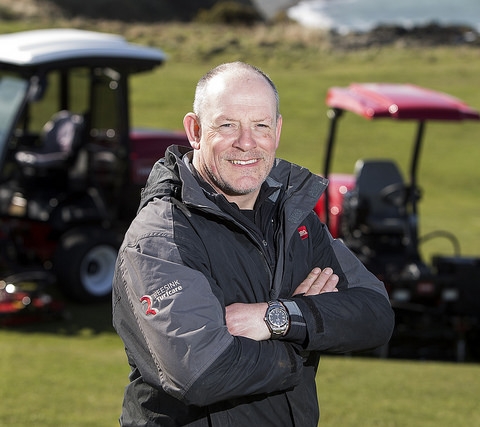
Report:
15,110,84,175
353,159,407,235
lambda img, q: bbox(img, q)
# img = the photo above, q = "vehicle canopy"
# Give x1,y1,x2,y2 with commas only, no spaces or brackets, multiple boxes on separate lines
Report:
320,83,480,236
0,28,168,199
326,83,480,121
0,28,166,72
323,82,480,179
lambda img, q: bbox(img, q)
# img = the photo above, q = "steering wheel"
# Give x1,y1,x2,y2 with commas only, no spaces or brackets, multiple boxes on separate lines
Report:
379,183,409,207
380,183,422,207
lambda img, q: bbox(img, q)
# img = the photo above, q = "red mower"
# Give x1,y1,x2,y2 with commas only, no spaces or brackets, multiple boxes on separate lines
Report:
315,83,480,361
0,29,188,311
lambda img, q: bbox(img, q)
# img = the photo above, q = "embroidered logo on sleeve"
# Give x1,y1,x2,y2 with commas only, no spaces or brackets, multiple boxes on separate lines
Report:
140,279,183,316
140,295,158,316
297,225,309,240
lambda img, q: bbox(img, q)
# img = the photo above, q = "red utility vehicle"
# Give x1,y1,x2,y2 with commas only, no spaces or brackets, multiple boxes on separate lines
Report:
315,83,480,360
0,29,188,307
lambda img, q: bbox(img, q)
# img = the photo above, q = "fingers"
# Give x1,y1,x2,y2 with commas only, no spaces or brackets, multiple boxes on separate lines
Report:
305,267,339,296
292,267,321,295
293,267,339,296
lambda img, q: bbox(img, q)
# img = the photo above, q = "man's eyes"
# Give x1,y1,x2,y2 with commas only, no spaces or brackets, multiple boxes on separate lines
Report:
217,123,271,131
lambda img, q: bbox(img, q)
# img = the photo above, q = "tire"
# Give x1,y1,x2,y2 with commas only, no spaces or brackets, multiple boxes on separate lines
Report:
54,226,120,302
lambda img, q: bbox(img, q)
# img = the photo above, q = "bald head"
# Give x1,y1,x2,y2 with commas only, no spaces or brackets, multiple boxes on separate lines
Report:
193,62,280,121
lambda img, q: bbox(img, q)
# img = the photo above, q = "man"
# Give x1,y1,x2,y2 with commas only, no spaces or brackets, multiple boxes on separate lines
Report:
112,62,394,426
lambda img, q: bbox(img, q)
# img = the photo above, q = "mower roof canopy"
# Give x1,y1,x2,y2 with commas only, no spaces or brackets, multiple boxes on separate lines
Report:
326,83,480,121
0,28,166,72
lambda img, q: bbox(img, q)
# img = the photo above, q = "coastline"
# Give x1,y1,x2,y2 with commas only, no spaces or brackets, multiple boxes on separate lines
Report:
329,23,479,50
253,0,480,36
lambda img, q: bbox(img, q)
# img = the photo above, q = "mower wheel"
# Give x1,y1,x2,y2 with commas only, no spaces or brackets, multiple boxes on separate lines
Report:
54,226,120,302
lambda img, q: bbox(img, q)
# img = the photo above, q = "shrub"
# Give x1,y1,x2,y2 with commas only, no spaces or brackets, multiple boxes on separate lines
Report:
0,5,19,20
195,1,263,26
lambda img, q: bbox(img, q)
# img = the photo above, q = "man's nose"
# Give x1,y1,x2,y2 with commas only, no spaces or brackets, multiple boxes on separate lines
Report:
233,126,257,151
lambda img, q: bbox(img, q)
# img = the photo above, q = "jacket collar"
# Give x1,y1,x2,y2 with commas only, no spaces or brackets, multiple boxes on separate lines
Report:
139,145,328,221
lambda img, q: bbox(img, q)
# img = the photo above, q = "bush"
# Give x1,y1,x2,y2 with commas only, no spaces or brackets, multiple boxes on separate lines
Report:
0,5,19,20
195,1,262,26
46,0,176,22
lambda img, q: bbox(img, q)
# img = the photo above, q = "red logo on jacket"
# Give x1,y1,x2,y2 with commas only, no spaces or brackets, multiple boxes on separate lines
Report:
298,225,309,240
140,295,158,316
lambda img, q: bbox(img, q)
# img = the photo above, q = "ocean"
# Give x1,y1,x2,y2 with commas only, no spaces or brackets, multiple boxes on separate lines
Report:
286,0,480,33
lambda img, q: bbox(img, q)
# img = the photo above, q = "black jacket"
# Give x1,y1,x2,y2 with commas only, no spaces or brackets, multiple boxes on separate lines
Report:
112,145,394,426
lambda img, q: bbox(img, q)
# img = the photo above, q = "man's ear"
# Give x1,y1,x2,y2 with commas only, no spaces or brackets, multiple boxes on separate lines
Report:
275,115,283,150
183,113,201,150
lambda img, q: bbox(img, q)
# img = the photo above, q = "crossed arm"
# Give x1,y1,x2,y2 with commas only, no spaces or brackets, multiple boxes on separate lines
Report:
225,267,339,341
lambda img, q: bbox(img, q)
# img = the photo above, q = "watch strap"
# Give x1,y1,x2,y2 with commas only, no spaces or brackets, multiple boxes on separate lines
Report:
280,299,307,344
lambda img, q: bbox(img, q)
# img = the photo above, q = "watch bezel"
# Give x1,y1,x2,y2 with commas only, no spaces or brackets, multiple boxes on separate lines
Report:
264,300,290,339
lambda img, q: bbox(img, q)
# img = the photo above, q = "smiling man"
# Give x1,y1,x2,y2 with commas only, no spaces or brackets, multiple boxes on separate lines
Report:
184,64,282,209
112,62,394,426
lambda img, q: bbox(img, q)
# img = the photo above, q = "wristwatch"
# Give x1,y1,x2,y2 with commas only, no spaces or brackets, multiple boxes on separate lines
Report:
264,300,290,339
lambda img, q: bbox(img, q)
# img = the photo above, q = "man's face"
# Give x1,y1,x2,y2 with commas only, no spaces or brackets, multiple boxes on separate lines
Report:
187,71,282,209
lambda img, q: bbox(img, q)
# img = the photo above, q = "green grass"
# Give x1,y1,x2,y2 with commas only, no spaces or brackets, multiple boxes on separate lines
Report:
2,304,480,426
1,20,480,426
317,357,480,426
0,332,126,426
0,302,124,426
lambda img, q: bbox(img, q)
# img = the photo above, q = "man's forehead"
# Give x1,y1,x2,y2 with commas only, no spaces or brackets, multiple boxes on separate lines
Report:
208,69,271,95
211,112,274,123
208,99,276,123
205,73,275,109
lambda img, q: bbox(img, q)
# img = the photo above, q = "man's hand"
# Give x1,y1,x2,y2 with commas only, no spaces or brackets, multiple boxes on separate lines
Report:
225,302,270,341
293,267,339,296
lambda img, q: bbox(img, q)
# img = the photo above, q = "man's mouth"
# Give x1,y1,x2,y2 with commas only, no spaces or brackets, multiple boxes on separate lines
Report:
229,159,258,165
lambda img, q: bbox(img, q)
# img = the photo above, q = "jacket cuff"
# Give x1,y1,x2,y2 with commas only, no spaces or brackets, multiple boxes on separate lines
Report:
280,299,307,345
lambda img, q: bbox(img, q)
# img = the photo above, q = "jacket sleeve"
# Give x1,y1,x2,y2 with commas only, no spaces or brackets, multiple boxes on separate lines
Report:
292,220,395,353
113,200,304,407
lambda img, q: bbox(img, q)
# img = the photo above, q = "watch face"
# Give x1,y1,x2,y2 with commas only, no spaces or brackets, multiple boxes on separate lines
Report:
268,307,288,328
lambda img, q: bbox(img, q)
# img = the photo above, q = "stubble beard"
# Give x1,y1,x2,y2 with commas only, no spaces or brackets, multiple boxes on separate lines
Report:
204,158,273,197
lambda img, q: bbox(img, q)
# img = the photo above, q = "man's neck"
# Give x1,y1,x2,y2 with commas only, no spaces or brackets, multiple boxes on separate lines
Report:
189,160,260,210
